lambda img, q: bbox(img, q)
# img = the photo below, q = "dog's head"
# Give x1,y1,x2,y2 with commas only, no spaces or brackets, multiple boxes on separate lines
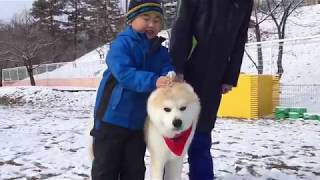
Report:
147,82,200,138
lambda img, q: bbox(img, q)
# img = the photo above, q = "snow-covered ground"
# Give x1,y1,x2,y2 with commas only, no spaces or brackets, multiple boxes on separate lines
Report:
1,87,320,180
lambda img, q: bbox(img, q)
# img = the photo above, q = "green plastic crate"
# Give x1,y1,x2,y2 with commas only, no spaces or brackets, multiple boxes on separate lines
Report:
303,114,318,120
275,106,290,114
303,113,312,120
275,106,290,120
289,107,307,117
288,112,300,120
275,113,287,120
309,114,319,120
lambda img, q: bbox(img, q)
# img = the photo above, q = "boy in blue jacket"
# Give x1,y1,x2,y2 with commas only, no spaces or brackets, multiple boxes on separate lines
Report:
90,0,174,180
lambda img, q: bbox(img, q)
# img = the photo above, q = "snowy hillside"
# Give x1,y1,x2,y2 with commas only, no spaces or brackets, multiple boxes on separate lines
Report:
33,4,320,85
35,46,109,79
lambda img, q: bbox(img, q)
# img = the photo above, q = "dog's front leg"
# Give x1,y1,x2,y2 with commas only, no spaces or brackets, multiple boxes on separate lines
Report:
164,158,184,180
150,155,166,180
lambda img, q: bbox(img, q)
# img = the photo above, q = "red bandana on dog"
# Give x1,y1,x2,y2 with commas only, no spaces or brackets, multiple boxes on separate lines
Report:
163,126,193,156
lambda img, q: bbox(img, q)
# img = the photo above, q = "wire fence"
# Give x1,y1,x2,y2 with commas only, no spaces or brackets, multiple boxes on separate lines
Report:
2,63,65,81
2,60,106,81
280,84,320,113
243,35,320,113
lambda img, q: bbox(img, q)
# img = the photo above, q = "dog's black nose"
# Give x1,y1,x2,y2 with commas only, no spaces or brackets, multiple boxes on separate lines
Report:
172,119,182,128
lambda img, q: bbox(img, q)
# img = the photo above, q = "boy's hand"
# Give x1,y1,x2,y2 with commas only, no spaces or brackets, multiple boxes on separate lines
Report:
156,76,173,88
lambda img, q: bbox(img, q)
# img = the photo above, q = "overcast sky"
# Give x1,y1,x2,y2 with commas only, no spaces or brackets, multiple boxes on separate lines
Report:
0,0,128,23
0,0,34,22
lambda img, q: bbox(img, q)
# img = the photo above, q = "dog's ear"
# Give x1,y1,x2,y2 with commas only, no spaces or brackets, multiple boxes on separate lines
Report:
180,83,200,102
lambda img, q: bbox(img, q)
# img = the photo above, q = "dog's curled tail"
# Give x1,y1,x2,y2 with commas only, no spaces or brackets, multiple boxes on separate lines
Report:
86,119,94,161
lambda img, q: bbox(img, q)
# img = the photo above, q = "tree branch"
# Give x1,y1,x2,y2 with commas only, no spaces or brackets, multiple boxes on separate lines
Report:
244,49,258,72
0,57,21,63
257,2,281,25
287,0,304,17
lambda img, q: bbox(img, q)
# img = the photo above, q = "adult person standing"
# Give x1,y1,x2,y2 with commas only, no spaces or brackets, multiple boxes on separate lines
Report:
169,0,254,179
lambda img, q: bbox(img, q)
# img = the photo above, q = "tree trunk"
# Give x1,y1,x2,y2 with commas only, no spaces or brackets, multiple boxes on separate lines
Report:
26,61,36,86
73,0,79,60
0,66,3,87
277,41,284,79
257,45,263,74
27,68,36,86
255,24,263,74
49,0,55,36
277,23,286,79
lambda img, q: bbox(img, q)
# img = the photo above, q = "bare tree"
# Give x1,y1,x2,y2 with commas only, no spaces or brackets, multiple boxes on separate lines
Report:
261,0,304,78
0,11,55,86
162,0,178,29
0,23,5,86
250,1,281,74
0,55,5,87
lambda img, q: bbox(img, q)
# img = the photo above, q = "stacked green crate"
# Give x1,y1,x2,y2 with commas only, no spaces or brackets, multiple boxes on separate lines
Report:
289,107,307,118
303,113,312,120
310,114,318,120
303,113,319,120
287,107,305,120
275,107,319,121
288,112,300,120
275,106,290,120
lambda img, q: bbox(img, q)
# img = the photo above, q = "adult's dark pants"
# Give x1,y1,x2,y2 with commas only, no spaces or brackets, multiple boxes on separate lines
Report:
188,131,214,180
91,122,146,180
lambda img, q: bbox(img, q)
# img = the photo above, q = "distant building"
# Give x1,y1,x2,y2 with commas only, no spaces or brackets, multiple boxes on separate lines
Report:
304,0,320,6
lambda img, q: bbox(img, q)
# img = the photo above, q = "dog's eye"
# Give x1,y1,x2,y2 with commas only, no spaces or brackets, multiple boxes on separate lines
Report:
164,107,171,112
180,106,187,111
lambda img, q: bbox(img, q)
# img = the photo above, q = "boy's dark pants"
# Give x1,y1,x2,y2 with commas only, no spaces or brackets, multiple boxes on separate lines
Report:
91,122,146,180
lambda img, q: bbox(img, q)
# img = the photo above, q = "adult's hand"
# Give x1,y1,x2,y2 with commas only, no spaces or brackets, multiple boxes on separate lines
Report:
221,84,233,94
174,73,185,82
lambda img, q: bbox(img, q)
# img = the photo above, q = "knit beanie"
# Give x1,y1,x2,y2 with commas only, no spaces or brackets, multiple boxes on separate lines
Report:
127,0,163,23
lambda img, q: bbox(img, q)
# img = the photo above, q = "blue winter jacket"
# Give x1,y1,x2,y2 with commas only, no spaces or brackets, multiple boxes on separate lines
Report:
94,26,174,130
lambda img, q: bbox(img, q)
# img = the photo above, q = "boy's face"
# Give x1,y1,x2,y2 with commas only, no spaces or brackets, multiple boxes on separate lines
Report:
130,13,162,39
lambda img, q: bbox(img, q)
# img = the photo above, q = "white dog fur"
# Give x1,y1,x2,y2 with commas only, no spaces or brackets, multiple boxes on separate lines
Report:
145,82,200,180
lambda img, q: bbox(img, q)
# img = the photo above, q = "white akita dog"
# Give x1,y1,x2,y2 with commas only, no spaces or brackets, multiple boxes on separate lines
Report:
145,81,200,180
